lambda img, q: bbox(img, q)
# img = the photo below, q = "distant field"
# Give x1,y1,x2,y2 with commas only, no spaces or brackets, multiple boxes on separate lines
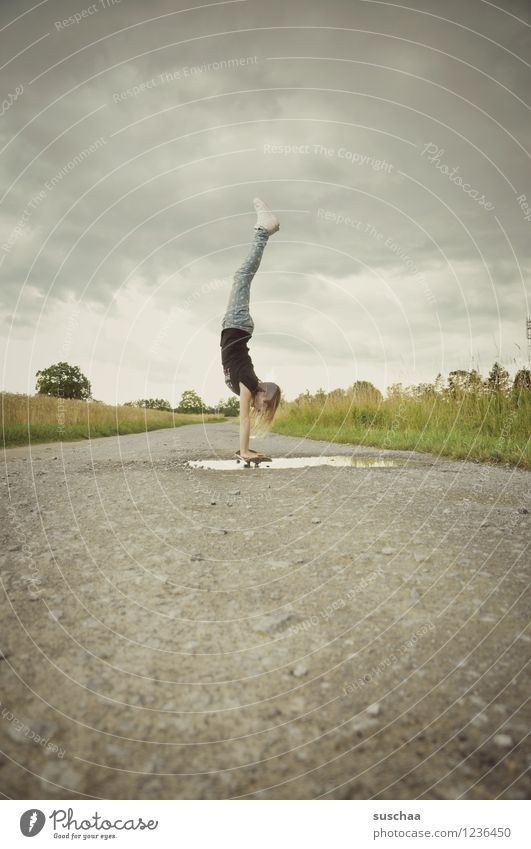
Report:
1,393,225,448
273,389,530,468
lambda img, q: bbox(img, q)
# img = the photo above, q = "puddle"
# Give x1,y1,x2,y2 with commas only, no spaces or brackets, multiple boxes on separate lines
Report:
188,455,417,471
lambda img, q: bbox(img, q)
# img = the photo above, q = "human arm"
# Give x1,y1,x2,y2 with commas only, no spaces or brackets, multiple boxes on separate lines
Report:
239,382,253,455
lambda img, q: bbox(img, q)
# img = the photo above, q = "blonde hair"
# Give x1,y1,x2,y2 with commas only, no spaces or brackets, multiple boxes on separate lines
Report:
250,382,281,435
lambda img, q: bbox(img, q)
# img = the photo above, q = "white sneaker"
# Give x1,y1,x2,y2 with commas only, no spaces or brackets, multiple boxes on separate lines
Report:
253,197,280,235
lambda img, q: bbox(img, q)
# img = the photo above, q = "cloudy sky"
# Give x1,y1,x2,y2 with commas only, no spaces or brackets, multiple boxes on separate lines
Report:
1,0,530,405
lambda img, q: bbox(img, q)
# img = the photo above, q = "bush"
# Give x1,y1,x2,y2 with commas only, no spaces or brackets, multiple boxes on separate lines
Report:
351,407,386,427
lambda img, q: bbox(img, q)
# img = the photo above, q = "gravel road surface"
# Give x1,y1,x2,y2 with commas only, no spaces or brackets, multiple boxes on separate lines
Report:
1,422,529,799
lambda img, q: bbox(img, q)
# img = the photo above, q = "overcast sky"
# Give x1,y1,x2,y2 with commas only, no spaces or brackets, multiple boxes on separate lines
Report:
1,0,530,405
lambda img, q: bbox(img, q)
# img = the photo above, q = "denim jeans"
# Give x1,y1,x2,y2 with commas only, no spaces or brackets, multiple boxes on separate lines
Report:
221,227,269,334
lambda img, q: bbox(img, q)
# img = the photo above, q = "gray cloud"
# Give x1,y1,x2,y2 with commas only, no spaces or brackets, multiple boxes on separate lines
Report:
1,0,530,402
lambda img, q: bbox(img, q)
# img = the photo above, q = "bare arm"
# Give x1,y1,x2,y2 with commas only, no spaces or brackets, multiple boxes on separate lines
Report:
239,382,253,456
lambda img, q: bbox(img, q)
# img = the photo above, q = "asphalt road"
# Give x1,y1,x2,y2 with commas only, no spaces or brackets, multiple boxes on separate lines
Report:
1,422,529,799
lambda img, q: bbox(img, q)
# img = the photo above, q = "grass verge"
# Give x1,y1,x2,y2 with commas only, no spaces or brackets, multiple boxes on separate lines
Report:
2,393,225,448
273,392,530,469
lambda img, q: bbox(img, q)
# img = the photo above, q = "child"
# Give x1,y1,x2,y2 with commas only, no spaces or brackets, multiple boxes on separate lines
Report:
220,198,281,461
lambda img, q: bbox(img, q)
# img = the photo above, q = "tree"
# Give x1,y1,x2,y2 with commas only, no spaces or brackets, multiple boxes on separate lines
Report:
213,396,239,416
447,369,470,397
448,369,484,397
125,398,171,410
467,369,483,392
36,362,91,400
220,396,240,416
409,382,436,399
294,390,312,405
434,373,445,394
176,389,205,414
327,387,346,403
386,383,404,399
486,362,510,393
513,368,531,400
347,380,383,404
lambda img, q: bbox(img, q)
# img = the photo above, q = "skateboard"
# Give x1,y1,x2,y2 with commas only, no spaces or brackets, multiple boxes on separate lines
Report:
234,451,272,468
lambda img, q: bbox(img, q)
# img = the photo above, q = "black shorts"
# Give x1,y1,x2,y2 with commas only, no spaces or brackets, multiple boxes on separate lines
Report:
223,366,240,396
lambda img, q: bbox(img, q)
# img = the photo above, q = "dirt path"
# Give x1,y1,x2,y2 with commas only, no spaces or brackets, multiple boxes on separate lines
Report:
1,423,529,799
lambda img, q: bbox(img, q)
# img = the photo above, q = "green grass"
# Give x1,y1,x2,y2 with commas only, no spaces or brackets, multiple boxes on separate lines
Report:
1,392,225,448
273,391,530,468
